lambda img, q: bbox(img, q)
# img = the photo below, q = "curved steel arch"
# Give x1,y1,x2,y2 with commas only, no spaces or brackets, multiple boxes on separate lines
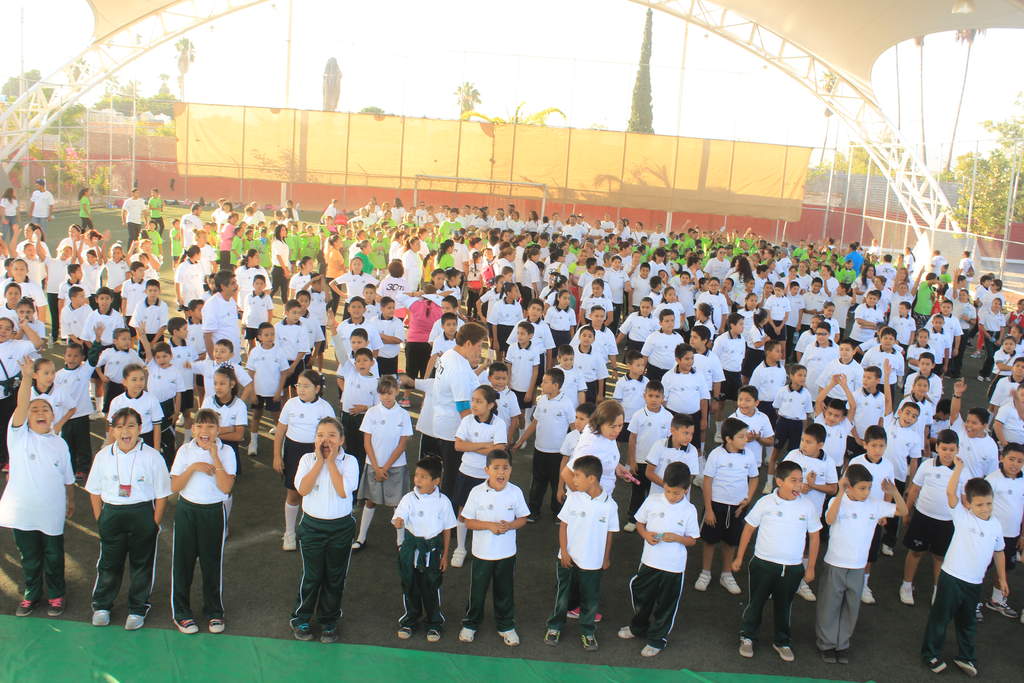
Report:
632,0,959,234
3,0,958,235
0,0,271,173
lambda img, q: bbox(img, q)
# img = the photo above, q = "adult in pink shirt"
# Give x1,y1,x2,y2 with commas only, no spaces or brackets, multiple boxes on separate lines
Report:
406,288,443,378
218,213,238,269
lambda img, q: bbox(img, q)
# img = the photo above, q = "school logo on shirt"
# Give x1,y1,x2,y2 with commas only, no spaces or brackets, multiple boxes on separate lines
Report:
417,510,424,517
598,515,607,523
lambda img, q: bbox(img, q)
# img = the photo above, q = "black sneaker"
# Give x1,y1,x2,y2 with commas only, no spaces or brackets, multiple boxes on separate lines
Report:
835,649,849,664
292,622,314,641
953,659,978,677
975,602,984,622
925,657,947,673
543,629,560,646
320,626,338,644
819,648,837,664
581,634,598,651
15,600,36,617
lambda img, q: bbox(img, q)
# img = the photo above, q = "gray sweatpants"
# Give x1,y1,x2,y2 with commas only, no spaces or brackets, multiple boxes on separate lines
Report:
815,562,864,651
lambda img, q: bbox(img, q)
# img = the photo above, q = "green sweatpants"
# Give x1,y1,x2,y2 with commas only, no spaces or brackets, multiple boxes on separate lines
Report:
546,562,603,636
627,564,684,649
91,502,160,616
171,498,228,622
739,556,804,646
291,513,355,629
12,529,65,602
397,532,445,630
463,555,516,632
921,570,981,665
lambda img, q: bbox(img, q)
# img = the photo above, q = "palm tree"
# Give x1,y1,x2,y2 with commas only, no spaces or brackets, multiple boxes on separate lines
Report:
175,38,196,101
454,82,481,115
915,35,927,165
946,29,982,173
460,104,565,126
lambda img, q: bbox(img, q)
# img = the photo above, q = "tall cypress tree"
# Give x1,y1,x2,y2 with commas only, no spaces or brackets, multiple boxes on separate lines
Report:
627,9,654,134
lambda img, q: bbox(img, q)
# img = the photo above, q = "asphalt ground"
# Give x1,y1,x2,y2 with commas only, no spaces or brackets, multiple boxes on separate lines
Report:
1,209,1022,682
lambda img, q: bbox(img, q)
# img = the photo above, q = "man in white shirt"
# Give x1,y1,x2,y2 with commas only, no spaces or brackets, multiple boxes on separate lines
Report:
121,188,147,246
430,323,488,496
181,204,204,249
29,179,54,232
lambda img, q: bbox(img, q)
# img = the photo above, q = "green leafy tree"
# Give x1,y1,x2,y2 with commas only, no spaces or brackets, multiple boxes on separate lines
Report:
627,9,654,134
454,82,481,115
2,69,41,99
359,106,387,115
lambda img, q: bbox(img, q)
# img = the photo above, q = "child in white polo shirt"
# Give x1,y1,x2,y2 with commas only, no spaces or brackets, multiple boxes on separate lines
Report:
813,375,858,470
556,403,595,501
733,460,822,663
640,310,684,383
921,457,1009,676
459,450,530,647
514,368,574,521
392,457,458,643
748,340,787,426
662,344,711,450
729,385,774,468
0,357,75,617
815,464,905,664
618,461,700,657
624,382,673,531
353,376,413,550
544,455,619,651
848,425,899,604
95,327,143,413
504,321,542,419
901,430,965,607
645,414,700,498
697,417,759,596
981,443,1024,618
768,363,814,492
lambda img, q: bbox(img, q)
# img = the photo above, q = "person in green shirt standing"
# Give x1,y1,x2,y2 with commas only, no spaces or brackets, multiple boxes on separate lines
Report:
285,226,302,266
169,217,183,263
78,187,93,229
148,189,165,236
913,271,938,327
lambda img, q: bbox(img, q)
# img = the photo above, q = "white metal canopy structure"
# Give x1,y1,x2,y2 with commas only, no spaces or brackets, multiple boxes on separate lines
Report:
3,0,1024,234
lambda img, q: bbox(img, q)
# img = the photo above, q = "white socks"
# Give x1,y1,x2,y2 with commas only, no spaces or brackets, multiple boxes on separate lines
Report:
993,587,1004,603
223,496,233,519
184,429,192,443
284,503,299,536
357,506,375,543
863,573,870,588
249,433,257,450
456,521,468,552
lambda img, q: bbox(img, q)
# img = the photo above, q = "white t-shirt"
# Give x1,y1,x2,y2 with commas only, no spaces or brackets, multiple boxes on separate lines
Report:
912,459,964,522
824,496,897,569
782,449,839,513
704,446,759,505
279,397,336,443
557,489,619,570
0,423,74,535
392,487,458,539
747,492,823,566
360,402,414,468
941,504,1005,585
635,493,701,573
170,440,237,504
645,441,700,498
455,414,508,480
462,482,530,560
30,190,55,218
122,197,146,223
108,391,164,434
246,345,292,397
294,452,360,518
531,392,574,453
430,349,481,441
986,469,1024,539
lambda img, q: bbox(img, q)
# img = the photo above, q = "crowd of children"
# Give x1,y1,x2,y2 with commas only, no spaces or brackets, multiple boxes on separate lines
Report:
0,198,1022,677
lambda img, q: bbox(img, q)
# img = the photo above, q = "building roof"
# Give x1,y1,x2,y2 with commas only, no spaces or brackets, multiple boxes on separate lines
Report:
88,0,1024,91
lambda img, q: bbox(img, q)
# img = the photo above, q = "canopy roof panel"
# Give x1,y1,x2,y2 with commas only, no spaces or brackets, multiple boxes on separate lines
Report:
87,0,1024,89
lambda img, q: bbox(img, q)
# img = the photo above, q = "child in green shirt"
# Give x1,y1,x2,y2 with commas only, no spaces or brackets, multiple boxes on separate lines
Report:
169,218,183,262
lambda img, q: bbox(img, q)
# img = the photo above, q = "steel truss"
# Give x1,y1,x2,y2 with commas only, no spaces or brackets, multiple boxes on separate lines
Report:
632,0,959,234
0,0,271,173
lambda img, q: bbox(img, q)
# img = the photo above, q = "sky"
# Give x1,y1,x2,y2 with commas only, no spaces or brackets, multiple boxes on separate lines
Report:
3,0,1024,165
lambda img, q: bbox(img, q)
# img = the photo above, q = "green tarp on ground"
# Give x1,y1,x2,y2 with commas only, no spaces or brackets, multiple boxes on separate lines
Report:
0,616,861,683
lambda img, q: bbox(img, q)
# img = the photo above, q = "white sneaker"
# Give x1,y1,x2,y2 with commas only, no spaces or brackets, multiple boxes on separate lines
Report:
861,586,876,604
617,626,636,639
282,532,297,551
880,543,894,557
623,522,637,533
458,627,475,643
176,414,185,427
451,548,467,568
899,584,915,605
719,573,741,595
762,479,774,494
796,581,816,602
499,629,520,646
124,614,145,630
91,610,111,627
695,571,711,592
90,410,105,420
247,440,258,456
640,645,662,657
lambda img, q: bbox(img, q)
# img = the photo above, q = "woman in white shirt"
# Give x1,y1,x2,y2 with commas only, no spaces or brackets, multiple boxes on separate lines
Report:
402,237,424,292
270,225,291,304
290,416,360,642
0,188,17,243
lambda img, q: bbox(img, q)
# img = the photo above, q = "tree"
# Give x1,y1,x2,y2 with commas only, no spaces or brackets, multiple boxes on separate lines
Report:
627,9,654,134
454,82,481,115
323,58,342,112
946,29,982,173
359,106,387,115
947,96,1024,235
460,104,566,126
175,38,196,100
2,69,41,100
157,73,173,98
